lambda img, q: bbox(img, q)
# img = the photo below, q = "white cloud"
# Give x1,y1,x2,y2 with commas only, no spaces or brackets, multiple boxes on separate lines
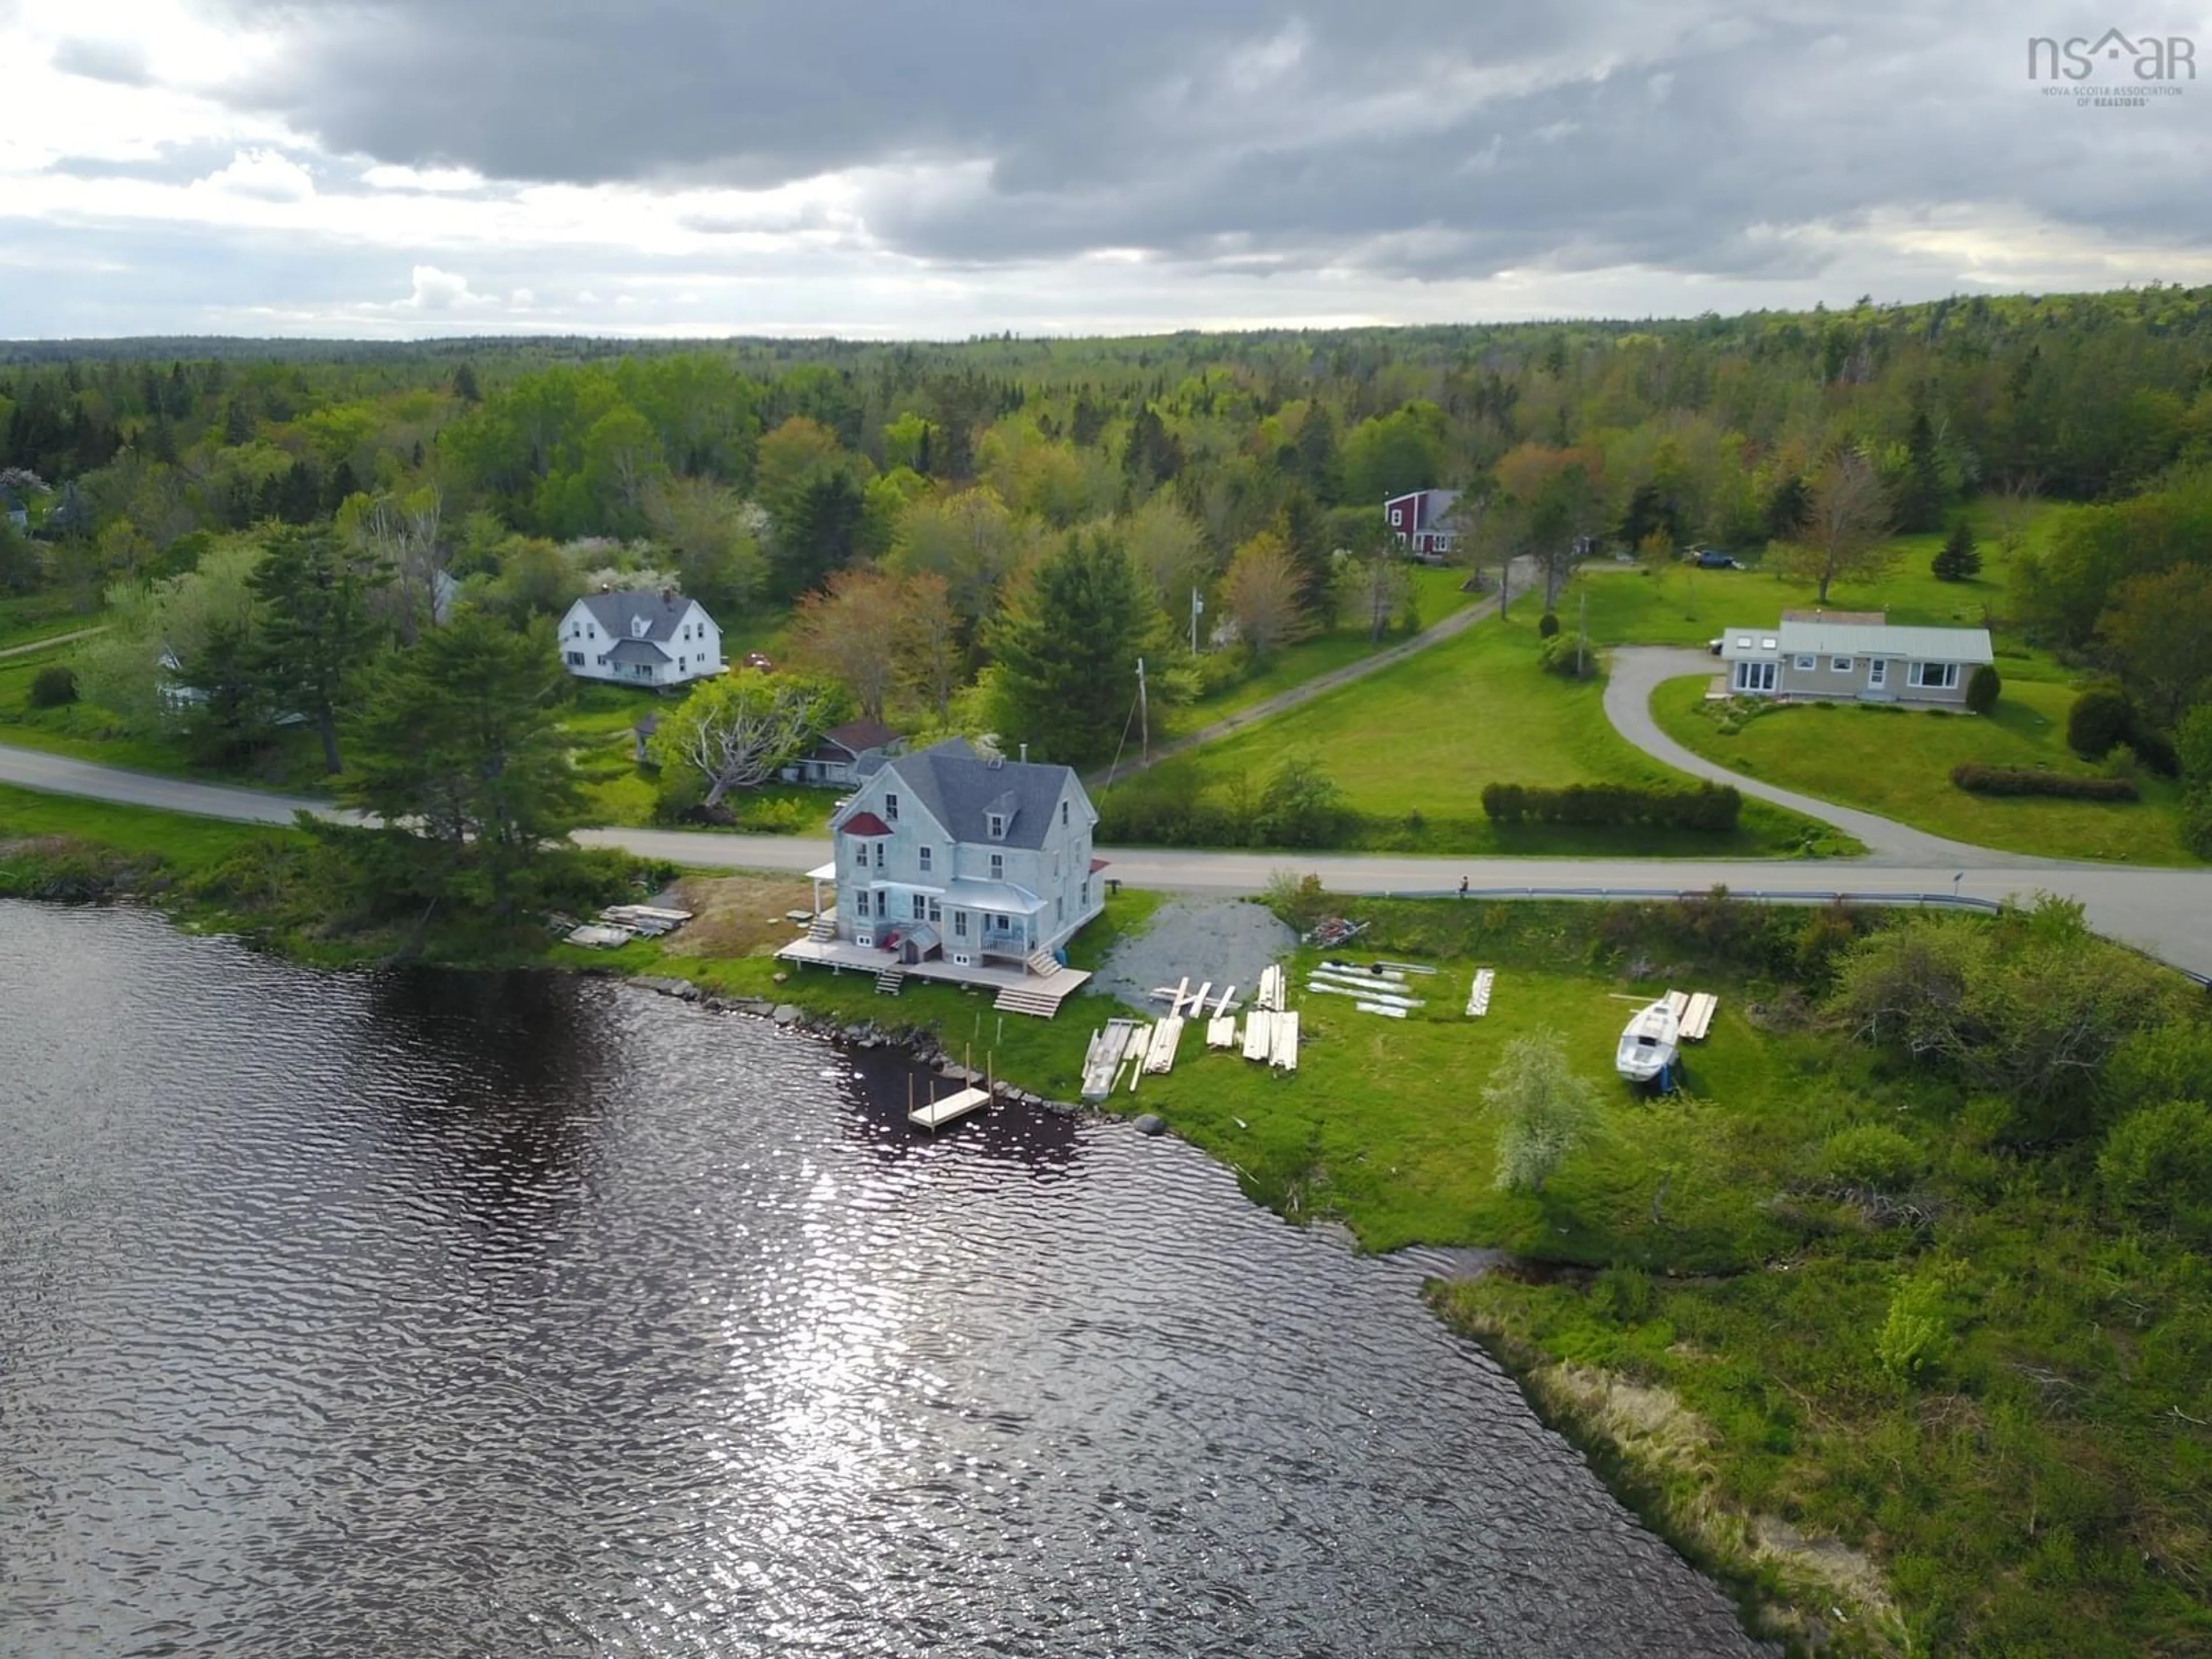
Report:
189,147,315,202
361,162,488,193
404,264,488,309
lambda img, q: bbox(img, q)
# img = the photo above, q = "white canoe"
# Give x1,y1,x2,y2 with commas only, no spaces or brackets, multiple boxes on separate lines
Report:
1615,999,1681,1083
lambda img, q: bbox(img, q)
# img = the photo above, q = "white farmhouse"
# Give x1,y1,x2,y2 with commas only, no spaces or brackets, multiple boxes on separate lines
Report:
776,737,1106,1015
558,589,724,687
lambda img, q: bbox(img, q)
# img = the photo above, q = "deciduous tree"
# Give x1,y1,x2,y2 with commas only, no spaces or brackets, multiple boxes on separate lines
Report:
787,567,905,722
650,671,846,809
1483,1031,1601,1194
1782,452,1893,604
1221,529,1313,662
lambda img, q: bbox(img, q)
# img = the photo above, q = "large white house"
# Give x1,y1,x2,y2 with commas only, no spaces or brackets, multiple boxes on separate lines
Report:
1719,612,1994,706
558,589,724,687
819,738,1104,970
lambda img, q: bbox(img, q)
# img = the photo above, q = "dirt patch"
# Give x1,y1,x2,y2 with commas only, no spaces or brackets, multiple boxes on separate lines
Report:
1090,896,1297,1014
658,873,819,960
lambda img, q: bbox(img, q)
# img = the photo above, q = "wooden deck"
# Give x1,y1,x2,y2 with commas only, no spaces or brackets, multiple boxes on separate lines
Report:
775,935,1090,1010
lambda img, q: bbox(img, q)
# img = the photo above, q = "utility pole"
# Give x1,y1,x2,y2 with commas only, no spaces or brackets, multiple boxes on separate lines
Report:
1190,587,1202,656
1137,656,1149,763
1577,588,1588,679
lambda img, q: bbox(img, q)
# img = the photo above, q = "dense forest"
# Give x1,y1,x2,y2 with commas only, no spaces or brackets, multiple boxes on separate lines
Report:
5,283,2212,866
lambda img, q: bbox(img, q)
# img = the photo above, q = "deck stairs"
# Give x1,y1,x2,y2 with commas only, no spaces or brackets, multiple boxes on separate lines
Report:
995,980,1073,1018
806,915,837,943
1025,949,1060,978
874,965,907,996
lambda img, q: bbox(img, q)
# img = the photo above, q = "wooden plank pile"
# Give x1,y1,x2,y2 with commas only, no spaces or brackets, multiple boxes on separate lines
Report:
1142,1017,1184,1075
1081,1018,1143,1101
1465,968,1494,1018
1205,1015,1238,1050
1680,991,1719,1043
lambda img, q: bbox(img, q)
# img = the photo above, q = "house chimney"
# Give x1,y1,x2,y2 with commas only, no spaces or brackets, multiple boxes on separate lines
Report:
661,586,675,603
1019,743,1028,763
599,581,612,594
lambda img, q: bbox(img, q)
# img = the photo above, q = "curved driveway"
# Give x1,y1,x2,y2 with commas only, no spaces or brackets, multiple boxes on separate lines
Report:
1602,647,2043,867
3,737,2210,983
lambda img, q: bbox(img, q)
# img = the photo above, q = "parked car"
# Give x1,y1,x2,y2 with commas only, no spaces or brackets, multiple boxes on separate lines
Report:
1691,548,1744,569
1708,637,1724,656
741,652,774,671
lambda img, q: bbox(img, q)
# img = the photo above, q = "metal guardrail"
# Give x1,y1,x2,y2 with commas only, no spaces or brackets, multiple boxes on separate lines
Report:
1355,886,2212,988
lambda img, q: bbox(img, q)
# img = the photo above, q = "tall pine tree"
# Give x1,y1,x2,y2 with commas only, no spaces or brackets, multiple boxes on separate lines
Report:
250,527,383,773
990,531,1150,767
1931,520,1982,582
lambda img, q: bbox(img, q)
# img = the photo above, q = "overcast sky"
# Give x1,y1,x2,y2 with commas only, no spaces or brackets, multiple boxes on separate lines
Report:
2,0,2209,339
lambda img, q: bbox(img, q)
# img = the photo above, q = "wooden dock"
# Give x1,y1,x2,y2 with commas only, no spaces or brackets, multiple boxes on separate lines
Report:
910,1084,992,1131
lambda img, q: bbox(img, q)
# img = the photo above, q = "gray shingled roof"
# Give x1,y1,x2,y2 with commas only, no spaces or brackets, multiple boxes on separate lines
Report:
575,589,699,643
607,637,669,665
882,737,1074,850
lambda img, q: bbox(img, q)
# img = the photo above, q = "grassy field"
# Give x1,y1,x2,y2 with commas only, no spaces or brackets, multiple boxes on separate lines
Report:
0,591,102,651
1166,565,1479,733
1565,501,2067,652
0,779,288,876
1137,601,1853,857
1651,674,2198,865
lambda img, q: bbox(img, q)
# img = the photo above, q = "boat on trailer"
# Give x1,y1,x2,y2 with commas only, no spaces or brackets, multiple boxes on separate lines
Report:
1615,999,1681,1085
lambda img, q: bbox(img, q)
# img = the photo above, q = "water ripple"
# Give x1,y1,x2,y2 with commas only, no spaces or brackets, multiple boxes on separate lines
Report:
0,902,1770,1657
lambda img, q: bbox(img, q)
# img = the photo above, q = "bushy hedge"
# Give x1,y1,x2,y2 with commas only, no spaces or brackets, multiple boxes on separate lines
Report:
2067,685,2135,759
27,664,76,707
1949,763,2138,801
1481,779,1743,830
1965,663,2001,715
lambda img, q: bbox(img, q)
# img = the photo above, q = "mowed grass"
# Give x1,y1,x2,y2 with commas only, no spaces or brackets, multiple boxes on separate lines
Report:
0,591,103,651
1651,673,2198,864
1169,565,1479,732
660,891,1797,1266
0,780,293,874
1165,603,1844,855
1567,499,2068,650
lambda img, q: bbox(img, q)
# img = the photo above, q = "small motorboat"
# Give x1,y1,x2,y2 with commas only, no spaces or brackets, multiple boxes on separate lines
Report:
1615,999,1681,1085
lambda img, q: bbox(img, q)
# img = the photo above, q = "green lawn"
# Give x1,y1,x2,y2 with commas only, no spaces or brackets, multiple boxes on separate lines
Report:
1567,501,2067,651
1152,603,1850,855
1167,565,1479,732
0,592,103,651
1651,673,2198,864
0,781,293,876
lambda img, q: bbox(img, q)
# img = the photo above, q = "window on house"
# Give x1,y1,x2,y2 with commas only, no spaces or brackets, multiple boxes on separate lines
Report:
987,813,1004,839
989,853,1003,881
566,651,584,666
1909,661,1961,690
1061,801,1069,826
1733,661,1777,693
1056,896,1064,922
1794,654,1815,671
1081,880,1089,909
885,793,899,821
874,842,885,869
918,846,932,873
954,911,968,937
1053,851,1060,878
1831,657,1854,672
912,893,926,920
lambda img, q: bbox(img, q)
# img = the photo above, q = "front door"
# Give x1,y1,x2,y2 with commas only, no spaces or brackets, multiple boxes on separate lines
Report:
1868,657,1888,691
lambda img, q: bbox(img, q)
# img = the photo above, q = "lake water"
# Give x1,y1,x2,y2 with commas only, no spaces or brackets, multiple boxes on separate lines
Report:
0,902,1768,1657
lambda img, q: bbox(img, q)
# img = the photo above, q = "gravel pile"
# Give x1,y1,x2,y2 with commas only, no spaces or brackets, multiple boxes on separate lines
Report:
1089,897,1298,1014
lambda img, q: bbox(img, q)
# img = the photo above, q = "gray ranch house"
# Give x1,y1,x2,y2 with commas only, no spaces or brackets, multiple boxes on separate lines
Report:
558,588,724,688
777,738,1104,1015
1720,615,1993,707
780,718,906,787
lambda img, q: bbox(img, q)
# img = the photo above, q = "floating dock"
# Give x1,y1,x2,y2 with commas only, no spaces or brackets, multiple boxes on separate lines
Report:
910,1084,992,1130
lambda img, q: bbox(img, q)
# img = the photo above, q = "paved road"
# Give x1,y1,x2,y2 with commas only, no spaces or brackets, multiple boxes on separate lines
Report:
6,740,2210,983
1602,647,2041,867
1092,555,1537,785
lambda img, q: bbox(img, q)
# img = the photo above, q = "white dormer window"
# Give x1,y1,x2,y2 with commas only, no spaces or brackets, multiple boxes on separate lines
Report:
885,792,899,822
987,813,1005,840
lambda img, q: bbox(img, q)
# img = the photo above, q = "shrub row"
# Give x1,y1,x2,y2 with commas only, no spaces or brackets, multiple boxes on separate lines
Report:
1949,763,2139,801
1481,780,1743,830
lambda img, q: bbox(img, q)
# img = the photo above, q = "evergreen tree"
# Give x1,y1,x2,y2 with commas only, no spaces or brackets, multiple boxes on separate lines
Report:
180,618,276,768
249,527,383,774
1763,474,1810,543
1893,406,1948,533
338,613,585,916
991,530,1150,766
770,467,865,599
1932,520,1982,582
452,362,482,404
222,398,255,446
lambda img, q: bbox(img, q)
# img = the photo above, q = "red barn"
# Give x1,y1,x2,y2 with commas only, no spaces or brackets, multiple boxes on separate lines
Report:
1382,488,1462,561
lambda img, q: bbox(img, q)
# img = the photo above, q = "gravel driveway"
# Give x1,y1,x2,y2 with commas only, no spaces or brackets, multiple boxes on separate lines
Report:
1086,897,1297,1014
